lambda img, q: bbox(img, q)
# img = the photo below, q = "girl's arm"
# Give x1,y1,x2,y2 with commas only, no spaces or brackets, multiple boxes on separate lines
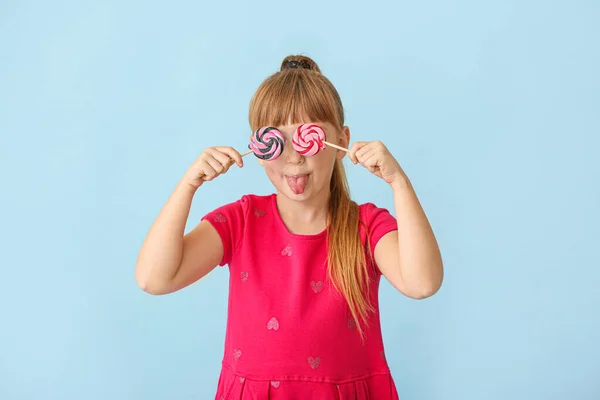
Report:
135,180,224,295
375,177,444,299
348,140,443,299
135,146,243,295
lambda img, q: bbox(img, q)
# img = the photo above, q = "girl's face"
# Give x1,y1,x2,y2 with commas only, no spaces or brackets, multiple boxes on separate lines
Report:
258,121,350,202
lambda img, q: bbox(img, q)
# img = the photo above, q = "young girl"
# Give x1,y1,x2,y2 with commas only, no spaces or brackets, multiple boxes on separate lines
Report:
135,55,443,399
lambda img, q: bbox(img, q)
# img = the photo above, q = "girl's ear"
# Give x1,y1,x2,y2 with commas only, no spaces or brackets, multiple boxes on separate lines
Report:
337,126,350,160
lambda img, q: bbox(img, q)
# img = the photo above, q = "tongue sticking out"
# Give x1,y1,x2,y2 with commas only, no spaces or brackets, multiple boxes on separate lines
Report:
286,175,309,195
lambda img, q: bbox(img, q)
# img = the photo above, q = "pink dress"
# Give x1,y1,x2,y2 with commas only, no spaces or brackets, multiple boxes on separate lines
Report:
202,194,400,399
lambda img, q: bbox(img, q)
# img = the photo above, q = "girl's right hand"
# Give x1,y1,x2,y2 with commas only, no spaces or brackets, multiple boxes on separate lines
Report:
183,146,244,189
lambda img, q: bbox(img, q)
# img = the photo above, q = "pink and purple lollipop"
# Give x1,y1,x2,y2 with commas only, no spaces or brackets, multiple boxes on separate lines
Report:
249,126,285,160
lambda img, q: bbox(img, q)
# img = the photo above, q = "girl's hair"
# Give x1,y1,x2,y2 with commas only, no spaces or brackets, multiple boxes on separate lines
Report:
249,55,374,339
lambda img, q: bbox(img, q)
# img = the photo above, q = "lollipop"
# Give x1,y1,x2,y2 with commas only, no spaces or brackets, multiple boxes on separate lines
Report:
197,126,282,181
293,123,348,156
249,126,286,160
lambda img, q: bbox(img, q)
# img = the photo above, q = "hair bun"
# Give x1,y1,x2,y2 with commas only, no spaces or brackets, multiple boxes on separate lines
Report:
280,55,321,73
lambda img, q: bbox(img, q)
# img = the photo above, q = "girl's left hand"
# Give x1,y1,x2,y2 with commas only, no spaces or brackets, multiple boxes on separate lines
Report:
347,141,406,186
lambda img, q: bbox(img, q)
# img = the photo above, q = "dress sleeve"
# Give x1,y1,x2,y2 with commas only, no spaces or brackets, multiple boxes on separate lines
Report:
200,196,248,266
361,202,398,261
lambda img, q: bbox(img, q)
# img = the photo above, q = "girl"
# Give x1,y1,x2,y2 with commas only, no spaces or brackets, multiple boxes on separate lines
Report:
135,55,443,399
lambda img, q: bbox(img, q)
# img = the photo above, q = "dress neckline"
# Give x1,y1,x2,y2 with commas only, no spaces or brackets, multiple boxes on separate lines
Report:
268,193,328,240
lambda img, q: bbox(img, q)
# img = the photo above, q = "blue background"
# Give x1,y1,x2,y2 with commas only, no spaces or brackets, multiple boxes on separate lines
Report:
1,0,598,399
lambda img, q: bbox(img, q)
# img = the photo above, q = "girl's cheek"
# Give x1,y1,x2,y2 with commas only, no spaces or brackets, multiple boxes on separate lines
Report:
263,160,284,174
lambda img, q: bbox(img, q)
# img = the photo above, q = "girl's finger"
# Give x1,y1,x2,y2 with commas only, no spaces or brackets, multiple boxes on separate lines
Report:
216,146,244,168
355,143,375,160
205,157,225,175
200,163,217,180
357,149,378,165
348,142,369,164
211,149,235,169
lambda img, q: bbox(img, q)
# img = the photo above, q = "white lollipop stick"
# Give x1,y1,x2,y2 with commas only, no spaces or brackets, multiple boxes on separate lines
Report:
322,140,348,152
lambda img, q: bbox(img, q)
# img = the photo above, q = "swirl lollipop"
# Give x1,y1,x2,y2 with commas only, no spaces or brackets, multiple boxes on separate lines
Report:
292,124,326,156
249,126,286,160
292,123,348,156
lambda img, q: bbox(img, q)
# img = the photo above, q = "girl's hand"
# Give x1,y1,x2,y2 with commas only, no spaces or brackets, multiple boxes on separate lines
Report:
348,141,406,186
183,146,243,190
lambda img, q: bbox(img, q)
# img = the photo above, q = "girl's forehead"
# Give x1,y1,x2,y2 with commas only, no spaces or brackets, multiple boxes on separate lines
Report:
275,121,331,134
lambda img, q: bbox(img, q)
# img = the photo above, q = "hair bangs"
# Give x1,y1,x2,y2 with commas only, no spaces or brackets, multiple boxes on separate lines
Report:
249,71,343,132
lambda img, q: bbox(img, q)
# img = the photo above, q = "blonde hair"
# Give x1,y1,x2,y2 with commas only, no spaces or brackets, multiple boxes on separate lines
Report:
249,55,374,339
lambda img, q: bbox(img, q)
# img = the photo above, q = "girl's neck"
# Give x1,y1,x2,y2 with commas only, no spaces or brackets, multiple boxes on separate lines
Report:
275,190,330,236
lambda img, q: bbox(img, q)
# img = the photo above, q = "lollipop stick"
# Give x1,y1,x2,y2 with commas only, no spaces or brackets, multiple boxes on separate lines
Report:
323,140,348,152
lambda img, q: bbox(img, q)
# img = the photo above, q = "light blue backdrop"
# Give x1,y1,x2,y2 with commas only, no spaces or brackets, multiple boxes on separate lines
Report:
1,1,598,399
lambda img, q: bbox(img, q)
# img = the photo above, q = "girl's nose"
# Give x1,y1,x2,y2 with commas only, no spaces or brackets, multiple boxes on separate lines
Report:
284,140,304,164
